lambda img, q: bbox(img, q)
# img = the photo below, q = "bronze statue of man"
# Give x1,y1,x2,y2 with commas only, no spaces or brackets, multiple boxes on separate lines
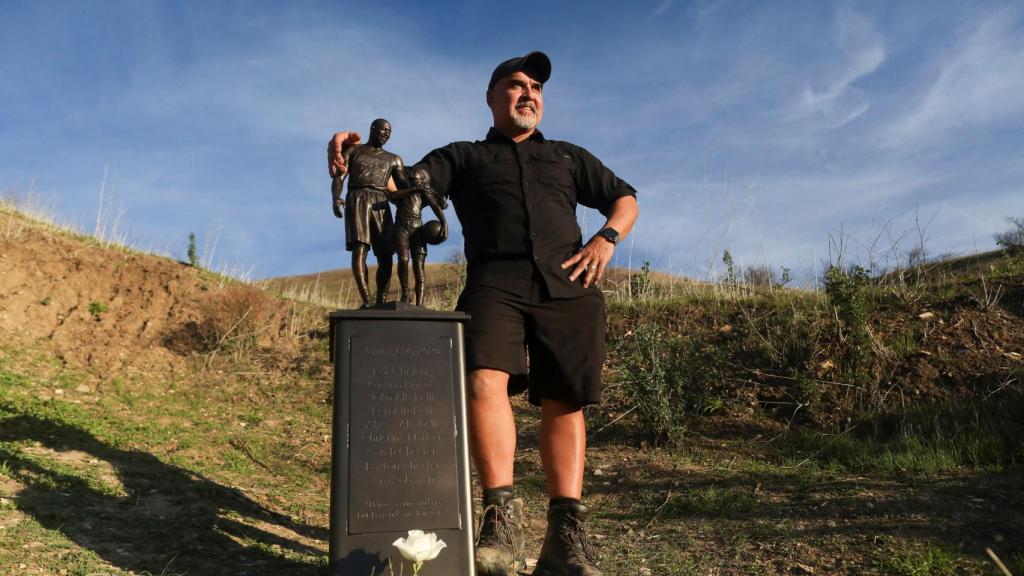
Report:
331,119,406,307
388,166,448,306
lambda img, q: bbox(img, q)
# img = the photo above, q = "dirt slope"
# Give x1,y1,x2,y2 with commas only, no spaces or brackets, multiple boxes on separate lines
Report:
0,207,295,380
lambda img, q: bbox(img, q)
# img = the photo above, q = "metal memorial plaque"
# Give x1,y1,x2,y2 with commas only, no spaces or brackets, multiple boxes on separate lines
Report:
348,336,460,533
327,308,474,576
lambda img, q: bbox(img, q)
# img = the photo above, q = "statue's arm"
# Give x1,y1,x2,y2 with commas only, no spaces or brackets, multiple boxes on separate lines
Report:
389,156,408,192
387,164,420,203
423,189,448,240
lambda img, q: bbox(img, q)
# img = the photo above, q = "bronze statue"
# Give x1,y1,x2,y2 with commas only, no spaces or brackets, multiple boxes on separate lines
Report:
388,166,448,306
331,119,406,307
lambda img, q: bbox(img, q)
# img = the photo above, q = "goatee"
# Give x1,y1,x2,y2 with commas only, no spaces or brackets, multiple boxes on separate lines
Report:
512,110,537,131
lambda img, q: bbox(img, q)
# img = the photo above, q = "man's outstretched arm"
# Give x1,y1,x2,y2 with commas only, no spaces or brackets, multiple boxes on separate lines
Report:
560,195,638,289
327,131,362,177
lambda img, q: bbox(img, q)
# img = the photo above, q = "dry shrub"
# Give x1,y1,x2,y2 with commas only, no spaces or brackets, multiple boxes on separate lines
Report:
198,284,274,354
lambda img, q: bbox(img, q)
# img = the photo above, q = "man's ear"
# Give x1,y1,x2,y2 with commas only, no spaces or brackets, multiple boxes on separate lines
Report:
485,89,493,108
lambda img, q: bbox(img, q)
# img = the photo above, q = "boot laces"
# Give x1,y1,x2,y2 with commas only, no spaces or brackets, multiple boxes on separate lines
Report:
558,513,598,565
475,502,518,555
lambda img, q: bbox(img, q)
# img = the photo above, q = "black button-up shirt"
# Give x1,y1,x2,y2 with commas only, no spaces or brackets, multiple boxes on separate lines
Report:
415,128,637,299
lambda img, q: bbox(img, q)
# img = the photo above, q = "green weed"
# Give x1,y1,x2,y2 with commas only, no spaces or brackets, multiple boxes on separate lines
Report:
824,265,872,384
612,323,726,445
187,232,198,267
875,542,963,575
664,486,760,518
886,331,919,361
87,301,108,320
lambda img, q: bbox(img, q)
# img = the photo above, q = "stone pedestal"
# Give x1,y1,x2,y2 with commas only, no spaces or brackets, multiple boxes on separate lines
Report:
327,305,475,576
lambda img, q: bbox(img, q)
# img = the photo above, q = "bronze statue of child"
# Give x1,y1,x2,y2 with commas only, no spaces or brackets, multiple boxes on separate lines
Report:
387,166,448,306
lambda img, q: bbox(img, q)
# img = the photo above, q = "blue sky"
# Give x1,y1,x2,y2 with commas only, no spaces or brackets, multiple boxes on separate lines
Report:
2,1,1022,282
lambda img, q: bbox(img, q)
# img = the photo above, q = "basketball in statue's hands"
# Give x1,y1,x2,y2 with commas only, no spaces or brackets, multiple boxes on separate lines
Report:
422,220,446,245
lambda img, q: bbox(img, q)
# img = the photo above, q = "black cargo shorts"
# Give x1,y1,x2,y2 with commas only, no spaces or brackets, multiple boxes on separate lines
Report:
455,270,607,408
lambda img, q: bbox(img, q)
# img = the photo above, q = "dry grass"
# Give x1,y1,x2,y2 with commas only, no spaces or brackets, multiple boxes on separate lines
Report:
198,284,276,357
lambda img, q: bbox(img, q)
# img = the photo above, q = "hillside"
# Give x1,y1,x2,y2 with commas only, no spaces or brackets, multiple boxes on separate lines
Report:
1,203,1023,575
258,260,692,310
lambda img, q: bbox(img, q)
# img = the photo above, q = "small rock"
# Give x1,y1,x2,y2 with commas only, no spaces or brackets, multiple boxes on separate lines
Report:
639,568,653,576
793,563,815,574
525,558,538,568
719,324,733,333
918,311,935,320
819,359,834,371
75,384,93,393
593,469,604,477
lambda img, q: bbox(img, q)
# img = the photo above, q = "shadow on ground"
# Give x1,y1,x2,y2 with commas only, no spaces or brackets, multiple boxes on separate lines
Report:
0,403,327,575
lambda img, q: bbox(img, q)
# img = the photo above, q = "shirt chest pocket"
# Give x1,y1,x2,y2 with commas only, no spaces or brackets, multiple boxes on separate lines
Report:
530,153,576,207
461,157,519,194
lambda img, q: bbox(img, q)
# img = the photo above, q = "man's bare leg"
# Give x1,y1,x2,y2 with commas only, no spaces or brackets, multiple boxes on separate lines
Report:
536,399,600,575
539,398,585,499
468,368,525,575
467,368,515,488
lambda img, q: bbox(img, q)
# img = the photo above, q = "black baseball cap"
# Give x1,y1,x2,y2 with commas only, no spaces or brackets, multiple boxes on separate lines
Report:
488,51,551,90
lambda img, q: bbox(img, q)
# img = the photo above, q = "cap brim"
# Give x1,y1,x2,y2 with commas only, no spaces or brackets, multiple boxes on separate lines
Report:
520,51,551,84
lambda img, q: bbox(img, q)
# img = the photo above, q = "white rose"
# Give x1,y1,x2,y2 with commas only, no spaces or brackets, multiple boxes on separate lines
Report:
392,530,447,563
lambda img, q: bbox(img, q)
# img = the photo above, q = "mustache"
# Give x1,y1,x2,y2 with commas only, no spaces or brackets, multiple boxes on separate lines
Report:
515,101,537,113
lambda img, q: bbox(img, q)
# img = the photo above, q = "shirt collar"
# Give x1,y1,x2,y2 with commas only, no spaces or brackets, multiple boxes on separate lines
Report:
485,127,546,144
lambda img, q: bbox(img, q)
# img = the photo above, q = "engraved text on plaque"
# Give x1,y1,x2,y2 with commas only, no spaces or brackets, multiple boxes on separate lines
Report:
348,337,460,534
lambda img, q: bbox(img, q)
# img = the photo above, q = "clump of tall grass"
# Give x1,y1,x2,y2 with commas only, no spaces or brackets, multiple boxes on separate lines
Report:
198,285,275,357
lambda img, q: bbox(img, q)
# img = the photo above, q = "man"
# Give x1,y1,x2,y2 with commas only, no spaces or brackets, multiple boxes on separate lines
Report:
328,51,638,576
388,166,448,306
331,118,405,307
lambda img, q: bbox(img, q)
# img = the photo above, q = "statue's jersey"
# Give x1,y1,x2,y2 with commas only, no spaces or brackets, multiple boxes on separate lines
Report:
347,146,401,191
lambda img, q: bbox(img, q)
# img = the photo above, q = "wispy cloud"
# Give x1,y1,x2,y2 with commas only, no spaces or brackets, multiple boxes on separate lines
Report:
651,0,675,17
886,6,1024,148
791,6,885,127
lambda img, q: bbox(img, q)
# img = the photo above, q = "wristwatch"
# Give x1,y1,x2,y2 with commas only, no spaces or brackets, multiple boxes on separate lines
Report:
595,227,620,245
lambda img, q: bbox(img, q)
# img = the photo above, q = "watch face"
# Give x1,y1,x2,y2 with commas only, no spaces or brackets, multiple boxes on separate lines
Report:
600,228,619,244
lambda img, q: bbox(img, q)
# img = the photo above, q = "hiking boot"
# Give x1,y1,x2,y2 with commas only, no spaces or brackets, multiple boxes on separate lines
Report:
533,501,601,576
474,488,526,576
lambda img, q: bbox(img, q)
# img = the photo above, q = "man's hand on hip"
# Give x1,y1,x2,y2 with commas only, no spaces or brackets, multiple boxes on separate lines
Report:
327,132,362,177
561,237,615,289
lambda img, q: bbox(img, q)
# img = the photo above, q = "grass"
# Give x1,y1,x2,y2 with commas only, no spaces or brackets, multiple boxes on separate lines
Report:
773,395,1024,475
875,541,964,576
0,348,330,575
